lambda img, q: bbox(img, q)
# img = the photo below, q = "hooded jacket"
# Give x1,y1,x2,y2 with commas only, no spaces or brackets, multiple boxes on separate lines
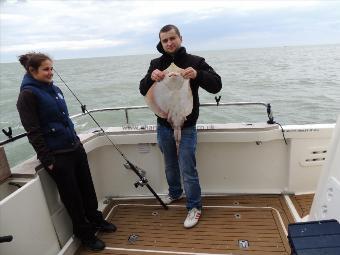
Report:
17,74,80,167
140,43,222,128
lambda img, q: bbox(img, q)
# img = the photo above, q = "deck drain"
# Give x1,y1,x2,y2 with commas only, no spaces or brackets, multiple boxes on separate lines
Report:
234,213,241,219
152,211,159,216
128,234,139,244
238,240,249,249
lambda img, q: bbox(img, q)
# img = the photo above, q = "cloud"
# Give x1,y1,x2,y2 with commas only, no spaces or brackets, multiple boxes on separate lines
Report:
0,13,30,22
0,0,339,62
1,39,126,52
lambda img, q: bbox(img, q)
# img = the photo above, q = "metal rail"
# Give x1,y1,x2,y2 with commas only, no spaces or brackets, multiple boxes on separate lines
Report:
70,102,273,122
0,102,274,146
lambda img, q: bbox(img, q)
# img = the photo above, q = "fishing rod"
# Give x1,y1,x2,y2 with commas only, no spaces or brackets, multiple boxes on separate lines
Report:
53,69,168,210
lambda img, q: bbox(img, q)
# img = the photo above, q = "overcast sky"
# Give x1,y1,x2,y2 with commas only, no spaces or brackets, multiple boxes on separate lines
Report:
1,0,339,63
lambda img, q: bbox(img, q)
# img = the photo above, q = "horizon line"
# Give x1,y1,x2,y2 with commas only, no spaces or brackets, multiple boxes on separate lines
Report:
1,42,339,64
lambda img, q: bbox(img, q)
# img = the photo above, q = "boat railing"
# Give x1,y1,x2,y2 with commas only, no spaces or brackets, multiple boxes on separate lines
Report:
0,102,274,146
70,102,274,123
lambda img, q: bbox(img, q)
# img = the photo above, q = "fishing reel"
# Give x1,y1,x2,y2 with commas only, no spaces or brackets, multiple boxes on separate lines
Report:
123,163,148,188
133,177,148,188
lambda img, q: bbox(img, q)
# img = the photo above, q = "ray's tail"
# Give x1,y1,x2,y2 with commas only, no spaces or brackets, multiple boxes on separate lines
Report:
174,127,181,155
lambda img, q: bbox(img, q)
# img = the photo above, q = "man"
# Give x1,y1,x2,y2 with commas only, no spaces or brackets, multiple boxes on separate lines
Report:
140,24,222,228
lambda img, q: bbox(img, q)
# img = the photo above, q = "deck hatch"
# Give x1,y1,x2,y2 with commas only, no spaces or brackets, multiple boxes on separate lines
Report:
84,203,291,254
77,195,295,254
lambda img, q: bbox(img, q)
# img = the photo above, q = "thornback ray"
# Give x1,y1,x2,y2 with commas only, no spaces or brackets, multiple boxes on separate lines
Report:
145,63,193,153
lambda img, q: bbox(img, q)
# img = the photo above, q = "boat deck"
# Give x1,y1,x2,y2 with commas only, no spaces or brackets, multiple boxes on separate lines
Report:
76,195,298,255
289,194,314,218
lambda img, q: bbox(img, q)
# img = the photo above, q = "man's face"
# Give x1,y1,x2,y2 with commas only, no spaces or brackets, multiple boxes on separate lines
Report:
160,29,182,54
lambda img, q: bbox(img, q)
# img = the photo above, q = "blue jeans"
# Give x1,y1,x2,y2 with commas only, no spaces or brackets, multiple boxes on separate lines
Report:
157,124,202,210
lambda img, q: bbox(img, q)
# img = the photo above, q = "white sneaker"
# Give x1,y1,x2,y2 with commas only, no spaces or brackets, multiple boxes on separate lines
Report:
162,194,184,205
184,208,201,228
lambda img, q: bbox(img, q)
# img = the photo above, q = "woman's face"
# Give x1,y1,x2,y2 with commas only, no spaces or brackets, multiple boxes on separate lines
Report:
31,59,53,83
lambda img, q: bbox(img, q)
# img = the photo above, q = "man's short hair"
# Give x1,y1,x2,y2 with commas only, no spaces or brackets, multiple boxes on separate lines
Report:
159,24,181,39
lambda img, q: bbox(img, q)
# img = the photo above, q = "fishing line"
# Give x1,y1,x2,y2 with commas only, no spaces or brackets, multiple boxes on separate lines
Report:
54,69,127,161
276,122,288,145
53,68,168,210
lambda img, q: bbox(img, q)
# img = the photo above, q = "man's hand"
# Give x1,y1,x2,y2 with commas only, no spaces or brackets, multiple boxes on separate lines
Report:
151,69,165,82
48,164,54,171
182,67,197,80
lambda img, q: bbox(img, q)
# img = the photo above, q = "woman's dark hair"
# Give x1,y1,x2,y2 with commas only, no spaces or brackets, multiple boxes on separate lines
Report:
159,24,181,39
18,52,52,73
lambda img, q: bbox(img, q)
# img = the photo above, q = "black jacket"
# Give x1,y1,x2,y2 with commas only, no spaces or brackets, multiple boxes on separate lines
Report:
140,43,222,128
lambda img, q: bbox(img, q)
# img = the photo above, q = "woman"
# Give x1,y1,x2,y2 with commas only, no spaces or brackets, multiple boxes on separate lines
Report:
16,52,116,251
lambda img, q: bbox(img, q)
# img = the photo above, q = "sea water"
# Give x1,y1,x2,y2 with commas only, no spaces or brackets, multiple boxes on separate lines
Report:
0,44,339,166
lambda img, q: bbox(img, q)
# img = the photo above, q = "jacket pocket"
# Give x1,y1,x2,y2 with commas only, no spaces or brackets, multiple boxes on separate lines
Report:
47,122,65,136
